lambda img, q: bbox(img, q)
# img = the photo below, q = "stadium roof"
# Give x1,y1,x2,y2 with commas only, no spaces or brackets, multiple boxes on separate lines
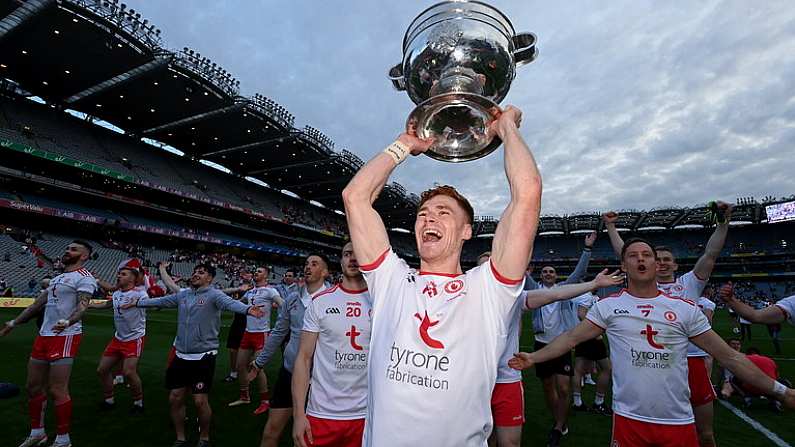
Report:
0,0,418,228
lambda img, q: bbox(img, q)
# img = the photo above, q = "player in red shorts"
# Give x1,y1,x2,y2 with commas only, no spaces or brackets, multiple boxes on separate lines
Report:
292,242,371,447
1,240,98,447
509,238,795,447
604,205,729,447
89,260,148,414
228,265,282,414
476,252,623,447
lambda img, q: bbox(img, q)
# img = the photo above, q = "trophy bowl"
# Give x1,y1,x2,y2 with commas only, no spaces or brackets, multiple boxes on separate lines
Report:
389,1,537,162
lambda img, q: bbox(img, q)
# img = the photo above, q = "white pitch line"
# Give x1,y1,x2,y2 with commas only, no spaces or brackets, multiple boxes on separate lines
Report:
717,399,792,447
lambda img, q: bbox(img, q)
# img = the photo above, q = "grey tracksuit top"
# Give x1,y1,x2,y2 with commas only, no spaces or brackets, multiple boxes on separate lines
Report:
255,283,329,372
138,286,251,354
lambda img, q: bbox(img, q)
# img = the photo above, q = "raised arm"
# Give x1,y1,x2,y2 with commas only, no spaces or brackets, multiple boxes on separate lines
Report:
561,234,595,285
292,331,319,447
132,292,180,309
508,319,604,370
158,262,181,294
342,130,432,265
693,202,732,280
602,212,624,258
88,299,113,310
692,329,795,407
719,283,786,325
0,289,48,336
524,269,623,310
490,106,543,280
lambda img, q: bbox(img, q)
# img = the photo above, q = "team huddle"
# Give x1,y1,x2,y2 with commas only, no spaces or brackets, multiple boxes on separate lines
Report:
4,106,795,447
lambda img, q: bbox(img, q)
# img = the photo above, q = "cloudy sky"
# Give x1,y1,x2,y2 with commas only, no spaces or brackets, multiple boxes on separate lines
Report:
125,0,795,217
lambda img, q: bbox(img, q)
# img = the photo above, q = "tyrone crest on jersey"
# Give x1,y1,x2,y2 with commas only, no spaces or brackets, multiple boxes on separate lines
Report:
414,311,444,349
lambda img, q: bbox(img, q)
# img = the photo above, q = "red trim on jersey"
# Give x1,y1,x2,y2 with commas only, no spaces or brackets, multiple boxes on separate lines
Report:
312,284,339,301
585,318,606,330
692,270,708,281
774,304,790,321
338,283,368,294
660,293,696,306
418,271,463,278
76,268,93,277
358,248,390,272
489,261,523,285
598,288,627,301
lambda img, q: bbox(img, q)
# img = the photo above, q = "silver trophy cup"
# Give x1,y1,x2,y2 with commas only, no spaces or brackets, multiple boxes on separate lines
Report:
389,1,537,162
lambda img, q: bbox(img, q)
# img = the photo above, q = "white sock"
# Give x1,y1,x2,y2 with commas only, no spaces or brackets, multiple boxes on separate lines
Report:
55,433,71,444
573,392,583,406
105,397,115,404
134,399,143,407
594,392,605,406
30,428,45,437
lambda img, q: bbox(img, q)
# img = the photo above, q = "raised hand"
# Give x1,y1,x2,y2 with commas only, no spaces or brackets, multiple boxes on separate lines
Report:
508,352,535,370
594,269,625,288
718,282,735,303
399,119,435,156
585,231,597,247
488,105,522,140
602,211,618,225
716,201,733,222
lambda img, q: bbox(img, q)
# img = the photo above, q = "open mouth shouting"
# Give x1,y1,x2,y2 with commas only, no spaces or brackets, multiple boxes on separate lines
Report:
421,228,443,244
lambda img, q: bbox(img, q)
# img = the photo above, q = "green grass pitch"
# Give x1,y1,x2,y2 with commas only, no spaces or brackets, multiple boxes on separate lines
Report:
1,307,793,446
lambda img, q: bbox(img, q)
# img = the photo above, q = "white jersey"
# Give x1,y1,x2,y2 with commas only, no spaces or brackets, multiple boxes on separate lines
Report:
112,288,147,341
303,284,372,419
497,291,529,383
40,268,97,336
243,286,280,332
361,249,522,447
774,295,795,325
586,289,711,425
657,271,710,357
574,292,598,310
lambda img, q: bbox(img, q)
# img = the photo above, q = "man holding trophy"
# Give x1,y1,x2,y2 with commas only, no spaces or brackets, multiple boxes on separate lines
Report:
343,5,540,447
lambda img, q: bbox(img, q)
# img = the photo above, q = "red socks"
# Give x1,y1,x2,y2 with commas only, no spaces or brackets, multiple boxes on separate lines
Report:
29,394,47,429
55,399,72,435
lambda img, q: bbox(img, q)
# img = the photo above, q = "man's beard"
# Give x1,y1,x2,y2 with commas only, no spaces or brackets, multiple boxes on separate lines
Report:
62,254,80,266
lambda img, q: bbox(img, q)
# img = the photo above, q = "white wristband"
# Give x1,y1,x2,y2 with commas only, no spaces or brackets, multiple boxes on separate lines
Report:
384,140,410,165
5,320,15,328
773,380,787,397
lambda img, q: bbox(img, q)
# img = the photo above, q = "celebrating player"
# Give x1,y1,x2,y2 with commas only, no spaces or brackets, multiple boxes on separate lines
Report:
720,282,795,327
342,105,542,446
571,291,612,415
251,254,330,447
121,263,264,447
604,205,729,447
2,240,97,447
292,242,371,447
90,261,148,414
477,252,623,447
228,266,282,414
509,238,795,447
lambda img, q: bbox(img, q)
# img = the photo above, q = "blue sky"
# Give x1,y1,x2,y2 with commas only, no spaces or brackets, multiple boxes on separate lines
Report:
125,0,795,216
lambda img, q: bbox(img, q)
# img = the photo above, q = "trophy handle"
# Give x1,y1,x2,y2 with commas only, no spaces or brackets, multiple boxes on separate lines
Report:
513,33,538,67
388,63,406,91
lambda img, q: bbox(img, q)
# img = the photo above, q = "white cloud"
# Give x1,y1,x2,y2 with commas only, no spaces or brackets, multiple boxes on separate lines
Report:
126,0,795,216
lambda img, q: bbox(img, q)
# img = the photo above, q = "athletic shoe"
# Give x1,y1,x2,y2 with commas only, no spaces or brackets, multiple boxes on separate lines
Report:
546,428,563,447
17,434,48,447
129,404,145,415
51,440,72,447
99,401,115,411
222,374,237,383
571,402,589,412
593,403,613,416
196,440,210,447
113,375,124,386
561,425,569,436
172,440,187,447
584,375,597,386
253,401,270,415
228,398,251,407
